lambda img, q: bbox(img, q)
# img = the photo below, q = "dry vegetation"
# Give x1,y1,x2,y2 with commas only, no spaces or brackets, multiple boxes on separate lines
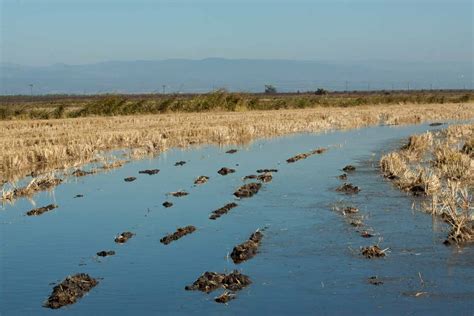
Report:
1,99,474,186
380,123,474,244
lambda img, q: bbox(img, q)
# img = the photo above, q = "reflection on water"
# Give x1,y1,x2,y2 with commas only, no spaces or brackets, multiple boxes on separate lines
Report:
1,123,474,315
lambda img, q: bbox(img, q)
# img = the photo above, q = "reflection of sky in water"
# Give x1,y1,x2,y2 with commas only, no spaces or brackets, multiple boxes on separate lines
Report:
1,123,474,315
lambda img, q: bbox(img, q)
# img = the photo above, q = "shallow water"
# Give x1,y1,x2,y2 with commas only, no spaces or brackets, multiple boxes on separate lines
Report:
1,123,474,315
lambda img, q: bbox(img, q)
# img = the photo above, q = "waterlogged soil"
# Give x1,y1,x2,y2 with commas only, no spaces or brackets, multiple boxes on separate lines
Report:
2,122,474,314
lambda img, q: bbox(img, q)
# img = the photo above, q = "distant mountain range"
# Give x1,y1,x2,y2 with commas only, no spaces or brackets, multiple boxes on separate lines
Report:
1,58,472,95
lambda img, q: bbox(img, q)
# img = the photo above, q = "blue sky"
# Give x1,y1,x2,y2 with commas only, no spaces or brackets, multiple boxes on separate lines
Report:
1,0,472,66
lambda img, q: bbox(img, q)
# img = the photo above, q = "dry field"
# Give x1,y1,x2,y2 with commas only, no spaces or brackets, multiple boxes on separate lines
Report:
1,102,474,186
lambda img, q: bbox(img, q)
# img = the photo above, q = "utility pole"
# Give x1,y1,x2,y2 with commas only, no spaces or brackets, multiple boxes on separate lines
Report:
407,82,410,91
29,84,34,96
162,85,166,94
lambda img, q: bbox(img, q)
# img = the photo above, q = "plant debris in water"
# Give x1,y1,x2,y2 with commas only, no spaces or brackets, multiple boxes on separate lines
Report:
209,202,238,220
256,169,278,173
124,177,136,182
368,276,384,285
286,147,327,163
44,273,98,309
185,270,252,293
175,161,186,166
4,176,63,201
194,176,210,185
214,291,236,304
343,165,356,172
429,122,444,127
343,206,359,214
162,201,173,208
336,183,361,194
234,182,262,198
218,167,236,175
96,250,115,257
226,149,238,154
74,194,84,198
138,169,160,175
257,173,273,183
169,190,189,197
230,231,263,264
114,231,135,244
72,169,94,177
160,226,196,245
361,245,386,258
26,204,57,216
360,231,374,238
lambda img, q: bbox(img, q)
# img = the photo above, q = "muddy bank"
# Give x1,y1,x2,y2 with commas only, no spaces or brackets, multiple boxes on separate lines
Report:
160,226,196,245
4,176,62,201
194,176,209,185
72,169,95,177
234,183,262,198
139,169,160,175
185,270,251,293
26,204,57,216
286,147,327,163
230,231,263,264
209,202,238,220
114,232,135,244
44,273,98,309
218,167,235,175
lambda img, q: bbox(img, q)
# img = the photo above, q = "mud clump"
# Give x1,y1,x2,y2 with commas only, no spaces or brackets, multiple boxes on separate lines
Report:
26,204,57,216
218,167,236,175
368,276,384,285
230,231,263,264
139,169,160,175
124,177,136,182
96,250,115,257
44,273,98,309
257,173,273,183
163,201,173,208
287,147,327,163
194,176,210,185
343,165,356,172
360,231,374,238
209,202,238,220
215,291,236,303
243,175,257,180
343,206,359,214
338,173,348,180
74,194,84,198
234,182,262,198
160,225,196,245
185,270,251,293
226,149,238,154
114,232,135,244
72,169,94,177
256,169,278,173
336,183,360,194
429,122,444,127
169,190,189,197
361,245,386,258
175,161,186,166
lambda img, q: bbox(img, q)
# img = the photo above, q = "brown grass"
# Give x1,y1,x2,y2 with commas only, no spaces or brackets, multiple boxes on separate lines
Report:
1,102,473,187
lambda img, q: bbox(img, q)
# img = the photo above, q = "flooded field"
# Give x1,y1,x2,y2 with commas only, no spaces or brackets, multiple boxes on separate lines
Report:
1,123,474,314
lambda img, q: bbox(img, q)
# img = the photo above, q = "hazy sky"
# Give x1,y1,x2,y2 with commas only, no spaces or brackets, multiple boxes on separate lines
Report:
1,0,472,66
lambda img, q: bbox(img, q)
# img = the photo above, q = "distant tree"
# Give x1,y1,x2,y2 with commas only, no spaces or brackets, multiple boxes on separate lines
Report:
264,85,277,94
314,88,329,95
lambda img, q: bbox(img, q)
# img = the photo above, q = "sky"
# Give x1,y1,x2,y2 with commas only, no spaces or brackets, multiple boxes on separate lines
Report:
1,0,472,66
